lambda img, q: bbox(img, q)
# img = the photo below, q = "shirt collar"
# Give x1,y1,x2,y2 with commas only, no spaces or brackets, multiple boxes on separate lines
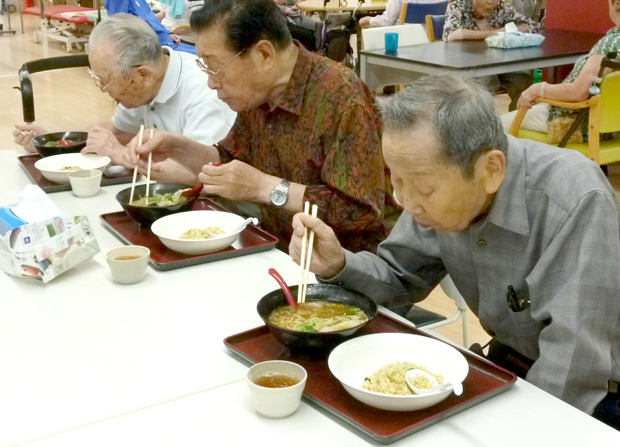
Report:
484,135,530,236
152,47,181,105
275,41,313,115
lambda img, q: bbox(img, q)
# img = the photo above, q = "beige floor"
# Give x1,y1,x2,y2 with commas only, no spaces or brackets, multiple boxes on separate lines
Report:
2,14,620,349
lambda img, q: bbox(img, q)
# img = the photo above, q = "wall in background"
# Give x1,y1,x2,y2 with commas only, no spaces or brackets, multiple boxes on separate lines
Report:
545,0,614,34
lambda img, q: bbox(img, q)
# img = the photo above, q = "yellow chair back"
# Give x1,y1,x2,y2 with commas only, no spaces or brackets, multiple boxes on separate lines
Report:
599,70,620,134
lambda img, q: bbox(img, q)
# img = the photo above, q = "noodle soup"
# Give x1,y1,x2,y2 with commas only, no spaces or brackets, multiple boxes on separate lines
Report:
268,300,368,333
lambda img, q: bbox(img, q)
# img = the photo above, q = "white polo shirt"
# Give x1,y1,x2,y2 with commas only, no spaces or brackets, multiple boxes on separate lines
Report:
112,47,236,145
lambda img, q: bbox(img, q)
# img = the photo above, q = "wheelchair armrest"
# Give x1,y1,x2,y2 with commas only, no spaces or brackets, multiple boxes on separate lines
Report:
18,66,35,124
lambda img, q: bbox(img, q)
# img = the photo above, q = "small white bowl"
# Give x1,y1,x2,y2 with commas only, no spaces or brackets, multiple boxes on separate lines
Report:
151,210,247,256
328,333,469,411
35,153,111,184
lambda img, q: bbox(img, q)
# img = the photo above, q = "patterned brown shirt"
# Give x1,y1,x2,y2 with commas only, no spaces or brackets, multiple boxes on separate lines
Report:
217,43,398,253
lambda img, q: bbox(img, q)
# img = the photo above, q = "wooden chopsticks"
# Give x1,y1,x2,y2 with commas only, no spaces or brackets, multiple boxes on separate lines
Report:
128,124,145,205
145,129,153,198
297,201,318,304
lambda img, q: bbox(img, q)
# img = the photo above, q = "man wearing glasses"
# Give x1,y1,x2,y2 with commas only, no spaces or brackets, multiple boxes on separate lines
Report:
13,13,236,184
130,0,398,253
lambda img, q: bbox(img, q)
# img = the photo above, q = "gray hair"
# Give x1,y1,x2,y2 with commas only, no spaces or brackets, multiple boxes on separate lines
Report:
379,74,508,178
89,13,163,75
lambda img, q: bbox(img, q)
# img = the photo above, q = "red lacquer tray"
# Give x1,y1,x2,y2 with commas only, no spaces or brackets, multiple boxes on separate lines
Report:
100,198,278,271
225,313,516,444
18,154,135,193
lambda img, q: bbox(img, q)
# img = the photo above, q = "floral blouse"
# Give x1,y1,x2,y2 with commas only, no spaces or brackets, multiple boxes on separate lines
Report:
443,0,540,41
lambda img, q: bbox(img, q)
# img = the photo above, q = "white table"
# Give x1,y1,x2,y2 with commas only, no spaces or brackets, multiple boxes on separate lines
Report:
1,149,618,446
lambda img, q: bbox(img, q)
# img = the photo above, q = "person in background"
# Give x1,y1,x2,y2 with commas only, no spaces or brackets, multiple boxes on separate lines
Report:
159,0,205,31
13,13,236,185
443,0,541,111
275,0,317,51
289,74,620,431
502,0,620,144
359,0,435,28
104,0,198,55
129,0,399,253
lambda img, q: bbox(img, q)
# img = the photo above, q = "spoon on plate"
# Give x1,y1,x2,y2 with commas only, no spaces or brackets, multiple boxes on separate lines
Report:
203,217,258,239
268,268,298,308
405,369,463,396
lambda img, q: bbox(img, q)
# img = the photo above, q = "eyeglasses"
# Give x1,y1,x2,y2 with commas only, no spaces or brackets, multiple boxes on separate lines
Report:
196,49,245,80
87,68,117,92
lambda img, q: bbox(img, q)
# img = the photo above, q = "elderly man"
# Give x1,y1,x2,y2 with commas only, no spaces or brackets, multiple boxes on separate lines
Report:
131,0,397,252
14,13,236,184
290,74,620,429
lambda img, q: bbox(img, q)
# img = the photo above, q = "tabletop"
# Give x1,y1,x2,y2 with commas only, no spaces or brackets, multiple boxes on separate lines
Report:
1,149,619,446
360,29,603,90
298,0,386,12
361,29,602,71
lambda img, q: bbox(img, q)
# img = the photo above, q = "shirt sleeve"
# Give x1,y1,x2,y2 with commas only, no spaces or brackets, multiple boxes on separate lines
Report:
302,104,386,235
370,0,404,27
495,3,541,33
524,190,620,413
322,213,447,315
181,98,236,145
442,3,464,41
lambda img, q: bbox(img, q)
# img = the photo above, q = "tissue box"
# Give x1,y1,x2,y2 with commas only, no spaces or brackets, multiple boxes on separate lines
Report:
0,186,100,283
0,214,99,283
485,31,545,49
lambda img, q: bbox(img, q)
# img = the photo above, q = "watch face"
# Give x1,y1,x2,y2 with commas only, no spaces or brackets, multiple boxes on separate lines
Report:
271,189,287,206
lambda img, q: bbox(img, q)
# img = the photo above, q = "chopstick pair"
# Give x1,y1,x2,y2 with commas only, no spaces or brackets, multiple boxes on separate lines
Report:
129,125,154,204
297,201,318,304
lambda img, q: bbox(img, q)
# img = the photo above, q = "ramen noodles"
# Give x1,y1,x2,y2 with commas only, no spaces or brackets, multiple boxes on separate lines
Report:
268,300,367,332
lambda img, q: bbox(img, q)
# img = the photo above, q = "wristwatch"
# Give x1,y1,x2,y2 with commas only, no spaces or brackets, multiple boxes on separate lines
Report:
269,179,291,208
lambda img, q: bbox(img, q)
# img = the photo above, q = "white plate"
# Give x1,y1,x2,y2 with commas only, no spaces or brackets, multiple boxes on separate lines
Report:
328,333,469,411
34,153,111,184
151,210,246,256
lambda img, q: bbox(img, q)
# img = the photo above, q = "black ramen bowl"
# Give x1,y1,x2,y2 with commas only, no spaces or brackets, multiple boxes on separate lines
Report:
257,283,377,354
115,183,200,227
31,131,88,157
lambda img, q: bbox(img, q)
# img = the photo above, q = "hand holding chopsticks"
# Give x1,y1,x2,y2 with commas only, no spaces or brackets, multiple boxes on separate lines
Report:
297,202,318,304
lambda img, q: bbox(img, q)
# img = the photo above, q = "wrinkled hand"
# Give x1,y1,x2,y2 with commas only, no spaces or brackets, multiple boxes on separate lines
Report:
199,160,273,202
516,83,542,110
126,128,176,168
170,33,181,45
289,213,346,279
82,125,126,164
359,16,372,28
13,124,47,153
283,6,299,14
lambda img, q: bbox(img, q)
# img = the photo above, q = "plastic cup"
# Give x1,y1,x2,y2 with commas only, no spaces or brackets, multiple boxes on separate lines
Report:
105,246,150,285
385,32,399,52
246,360,307,418
68,169,102,197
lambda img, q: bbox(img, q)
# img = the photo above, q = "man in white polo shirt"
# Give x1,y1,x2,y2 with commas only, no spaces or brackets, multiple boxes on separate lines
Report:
13,13,236,184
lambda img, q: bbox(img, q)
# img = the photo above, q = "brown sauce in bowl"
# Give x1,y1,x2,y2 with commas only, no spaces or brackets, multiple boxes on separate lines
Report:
253,373,299,388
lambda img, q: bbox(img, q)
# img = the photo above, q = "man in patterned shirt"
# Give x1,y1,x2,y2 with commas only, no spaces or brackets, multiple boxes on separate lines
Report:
290,74,620,430
130,0,398,253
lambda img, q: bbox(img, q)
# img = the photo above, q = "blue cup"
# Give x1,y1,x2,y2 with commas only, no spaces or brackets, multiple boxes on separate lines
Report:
385,33,399,52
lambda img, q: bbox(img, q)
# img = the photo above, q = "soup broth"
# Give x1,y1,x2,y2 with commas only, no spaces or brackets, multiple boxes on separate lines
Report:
268,300,368,332
253,373,299,388
114,255,142,261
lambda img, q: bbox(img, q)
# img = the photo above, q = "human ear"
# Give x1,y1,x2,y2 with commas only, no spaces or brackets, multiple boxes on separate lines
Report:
252,40,277,71
477,149,506,194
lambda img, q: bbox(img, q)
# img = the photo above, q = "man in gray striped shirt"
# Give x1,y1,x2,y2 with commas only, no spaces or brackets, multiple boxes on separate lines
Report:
290,74,620,429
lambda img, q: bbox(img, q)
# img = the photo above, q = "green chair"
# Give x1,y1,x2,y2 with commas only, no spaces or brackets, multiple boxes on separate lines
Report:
509,70,620,165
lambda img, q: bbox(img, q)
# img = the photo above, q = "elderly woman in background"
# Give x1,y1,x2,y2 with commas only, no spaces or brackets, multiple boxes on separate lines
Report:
443,0,541,111
502,0,620,144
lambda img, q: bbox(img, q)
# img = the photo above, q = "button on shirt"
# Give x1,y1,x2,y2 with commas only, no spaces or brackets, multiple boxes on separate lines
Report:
325,135,620,414
112,47,236,145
